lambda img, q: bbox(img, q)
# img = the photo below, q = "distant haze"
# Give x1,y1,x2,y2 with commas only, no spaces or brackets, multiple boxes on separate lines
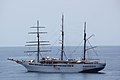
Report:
0,0,120,46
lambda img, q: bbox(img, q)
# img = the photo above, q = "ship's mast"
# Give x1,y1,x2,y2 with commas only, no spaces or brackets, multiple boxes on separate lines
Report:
37,20,40,62
83,22,87,60
61,14,64,60
26,20,50,63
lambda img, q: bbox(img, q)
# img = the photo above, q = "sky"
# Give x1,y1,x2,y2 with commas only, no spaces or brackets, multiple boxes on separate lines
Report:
0,0,120,46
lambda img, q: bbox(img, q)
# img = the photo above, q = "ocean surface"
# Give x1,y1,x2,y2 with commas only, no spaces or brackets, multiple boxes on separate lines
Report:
0,46,120,80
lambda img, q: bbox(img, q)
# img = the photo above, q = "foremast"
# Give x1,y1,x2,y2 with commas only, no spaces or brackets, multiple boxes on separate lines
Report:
37,20,40,62
26,20,50,63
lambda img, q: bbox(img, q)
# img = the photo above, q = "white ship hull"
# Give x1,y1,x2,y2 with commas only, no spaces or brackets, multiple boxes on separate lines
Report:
18,61,106,73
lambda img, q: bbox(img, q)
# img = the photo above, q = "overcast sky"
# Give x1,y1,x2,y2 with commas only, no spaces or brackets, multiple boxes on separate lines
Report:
0,0,120,46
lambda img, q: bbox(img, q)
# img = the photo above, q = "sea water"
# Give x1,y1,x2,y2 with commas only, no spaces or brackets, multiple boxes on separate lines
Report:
0,46,120,80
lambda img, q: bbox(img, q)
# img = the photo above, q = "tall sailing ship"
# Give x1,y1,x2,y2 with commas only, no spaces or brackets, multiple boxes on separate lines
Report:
8,15,106,73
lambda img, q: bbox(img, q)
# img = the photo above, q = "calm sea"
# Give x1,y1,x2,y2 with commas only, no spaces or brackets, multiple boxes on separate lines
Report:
0,46,120,80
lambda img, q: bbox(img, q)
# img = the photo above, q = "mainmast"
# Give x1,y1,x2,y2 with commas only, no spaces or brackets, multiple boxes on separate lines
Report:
83,22,87,60
61,14,64,60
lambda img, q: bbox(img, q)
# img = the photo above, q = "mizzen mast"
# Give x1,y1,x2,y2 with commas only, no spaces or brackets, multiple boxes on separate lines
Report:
83,22,87,60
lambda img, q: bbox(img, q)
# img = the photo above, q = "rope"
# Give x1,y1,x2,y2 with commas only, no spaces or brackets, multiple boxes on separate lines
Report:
50,35,61,49
68,39,83,58
88,40,98,56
